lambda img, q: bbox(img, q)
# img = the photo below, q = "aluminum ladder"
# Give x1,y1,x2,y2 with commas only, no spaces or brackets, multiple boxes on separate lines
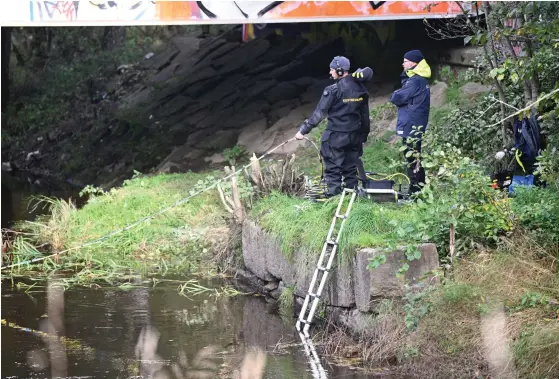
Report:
296,188,357,337
298,331,328,378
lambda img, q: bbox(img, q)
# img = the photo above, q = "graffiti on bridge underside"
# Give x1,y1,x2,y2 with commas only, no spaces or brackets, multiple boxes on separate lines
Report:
195,2,387,19
28,1,470,23
32,1,157,21
35,1,79,21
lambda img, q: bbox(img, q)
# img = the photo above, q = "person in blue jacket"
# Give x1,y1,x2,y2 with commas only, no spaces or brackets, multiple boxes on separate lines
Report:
295,56,373,197
390,49,431,195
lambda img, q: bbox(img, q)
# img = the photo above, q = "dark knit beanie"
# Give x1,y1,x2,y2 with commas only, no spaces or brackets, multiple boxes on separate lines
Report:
403,50,424,63
329,56,350,71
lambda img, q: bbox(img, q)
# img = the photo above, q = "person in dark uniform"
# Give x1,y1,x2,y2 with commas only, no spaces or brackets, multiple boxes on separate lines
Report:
390,49,431,195
295,56,373,197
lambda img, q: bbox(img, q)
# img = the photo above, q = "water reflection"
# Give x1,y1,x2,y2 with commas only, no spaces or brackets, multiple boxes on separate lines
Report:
1,171,82,229
298,333,328,379
41,279,68,378
1,279,374,379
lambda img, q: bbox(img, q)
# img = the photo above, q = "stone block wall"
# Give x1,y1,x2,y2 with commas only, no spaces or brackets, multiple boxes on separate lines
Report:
241,220,440,313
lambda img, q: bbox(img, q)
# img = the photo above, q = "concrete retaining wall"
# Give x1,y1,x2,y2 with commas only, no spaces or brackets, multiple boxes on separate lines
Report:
241,220,440,313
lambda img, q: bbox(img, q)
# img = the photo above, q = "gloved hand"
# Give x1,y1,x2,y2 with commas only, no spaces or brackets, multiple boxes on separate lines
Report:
352,69,365,79
298,120,311,137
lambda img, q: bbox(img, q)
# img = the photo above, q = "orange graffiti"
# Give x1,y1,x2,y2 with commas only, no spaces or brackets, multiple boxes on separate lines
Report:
156,1,199,21
265,1,467,19
21,0,480,25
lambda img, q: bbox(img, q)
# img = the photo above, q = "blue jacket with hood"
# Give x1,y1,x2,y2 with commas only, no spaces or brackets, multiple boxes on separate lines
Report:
389,59,431,139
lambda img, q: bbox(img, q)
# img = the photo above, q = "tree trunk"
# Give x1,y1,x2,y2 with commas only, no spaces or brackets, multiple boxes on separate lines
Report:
529,65,540,102
46,28,53,54
522,37,541,103
1,27,13,113
482,2,510,144
30,27,49,64
103,26,127,50
11,39,26,66
457,1,509,142
502,34,533,105
449,224,456,264
497,11,534,107
481,42,509,144
524,2,541,102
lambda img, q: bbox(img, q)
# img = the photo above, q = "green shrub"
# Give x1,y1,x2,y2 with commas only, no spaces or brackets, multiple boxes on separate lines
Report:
390,142,514,261
425,94,505,163
223,144,246,165
512,186,559,245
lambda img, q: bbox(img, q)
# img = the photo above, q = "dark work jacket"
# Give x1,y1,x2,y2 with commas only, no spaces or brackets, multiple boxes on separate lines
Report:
389,59,431,139
299,67,373,136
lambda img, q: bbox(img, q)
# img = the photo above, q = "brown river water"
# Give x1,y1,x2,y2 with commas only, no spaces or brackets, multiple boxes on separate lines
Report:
0,278,384,378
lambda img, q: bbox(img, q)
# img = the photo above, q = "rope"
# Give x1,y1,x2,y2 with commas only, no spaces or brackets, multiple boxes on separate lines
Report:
488,95,520,112
301,136,324,180
486,88,559,128
1,318,170,363
366,172,411,184
1,318,93,353
2,137,315,271
473,99,501,123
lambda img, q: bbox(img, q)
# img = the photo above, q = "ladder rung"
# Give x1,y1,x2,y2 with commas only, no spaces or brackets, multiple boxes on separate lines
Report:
296,190,356,337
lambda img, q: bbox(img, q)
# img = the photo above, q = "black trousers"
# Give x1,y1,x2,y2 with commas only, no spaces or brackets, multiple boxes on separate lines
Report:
402,138,425,195
320,130,361,195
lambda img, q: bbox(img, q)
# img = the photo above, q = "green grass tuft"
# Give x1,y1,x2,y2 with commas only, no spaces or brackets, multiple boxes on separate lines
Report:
278,284,295,321
369,102,397,123
361,139,403,176
8,171,230,285
251,192,418,259
514,323,559,379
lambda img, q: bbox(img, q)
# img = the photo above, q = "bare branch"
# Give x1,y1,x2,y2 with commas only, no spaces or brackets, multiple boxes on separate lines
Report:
216,183,234,214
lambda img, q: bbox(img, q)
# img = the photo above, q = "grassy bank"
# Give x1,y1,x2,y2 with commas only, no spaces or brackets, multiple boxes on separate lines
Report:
395,233,557,379
251,125,413,261
4,171,232,286
329,236,558,379
251,192,417,259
